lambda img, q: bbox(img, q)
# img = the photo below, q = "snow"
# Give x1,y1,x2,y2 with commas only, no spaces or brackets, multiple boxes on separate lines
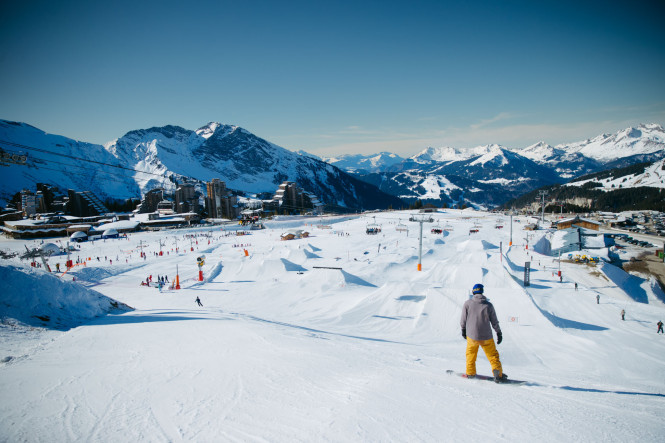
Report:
96,220,140,231
417,175,459,199
560,124,665,163
477,177,529,185
568,159,665,191
468,144,508,167
410,144,503,164
1,210,665,441
0,264,132,330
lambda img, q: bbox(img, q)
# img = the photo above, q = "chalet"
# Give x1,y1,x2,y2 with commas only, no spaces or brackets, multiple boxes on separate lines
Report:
556,216,600,231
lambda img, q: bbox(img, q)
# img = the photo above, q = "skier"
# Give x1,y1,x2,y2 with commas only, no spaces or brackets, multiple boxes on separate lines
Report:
574,282,578,291
196,296,203,307
460,283,507,383
596,294,600,304
657,320,663,334
621,309,626,321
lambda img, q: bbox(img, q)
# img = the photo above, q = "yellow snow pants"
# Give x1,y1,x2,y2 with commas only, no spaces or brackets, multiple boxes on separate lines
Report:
466,337,502,377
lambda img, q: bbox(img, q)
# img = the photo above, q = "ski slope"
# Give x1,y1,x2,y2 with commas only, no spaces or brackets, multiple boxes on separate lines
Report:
1,210,665,442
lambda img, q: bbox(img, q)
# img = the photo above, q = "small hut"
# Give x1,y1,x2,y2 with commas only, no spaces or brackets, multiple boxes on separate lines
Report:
70,231,88,242
102,228,119,239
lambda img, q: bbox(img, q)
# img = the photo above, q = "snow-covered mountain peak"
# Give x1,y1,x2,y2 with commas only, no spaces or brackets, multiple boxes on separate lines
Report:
196,122,245,140
196,122,223,139
322,151,405,172
526,141,553,151
468,144,511,167
410,146,466,163
516,141,558,162
558,123,665,162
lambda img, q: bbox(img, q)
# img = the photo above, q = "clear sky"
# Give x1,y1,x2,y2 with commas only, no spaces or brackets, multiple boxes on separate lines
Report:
1,0,664,157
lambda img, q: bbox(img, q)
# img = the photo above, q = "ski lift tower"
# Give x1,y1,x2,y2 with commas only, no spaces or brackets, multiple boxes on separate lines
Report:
410,214,434,271
538,190,548,225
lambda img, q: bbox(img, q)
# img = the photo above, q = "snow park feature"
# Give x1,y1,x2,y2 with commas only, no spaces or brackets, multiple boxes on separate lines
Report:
1,209,665,441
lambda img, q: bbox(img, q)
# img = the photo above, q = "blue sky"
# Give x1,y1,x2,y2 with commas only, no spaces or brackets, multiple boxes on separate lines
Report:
1,0,664,156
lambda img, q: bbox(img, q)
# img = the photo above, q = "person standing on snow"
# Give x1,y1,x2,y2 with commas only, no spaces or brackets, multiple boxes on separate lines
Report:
621,309,626,321
596,294,600,304
460,284,507,383
657,320,663,334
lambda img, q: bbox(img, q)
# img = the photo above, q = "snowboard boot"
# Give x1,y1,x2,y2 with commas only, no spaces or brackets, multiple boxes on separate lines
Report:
493,369,508,383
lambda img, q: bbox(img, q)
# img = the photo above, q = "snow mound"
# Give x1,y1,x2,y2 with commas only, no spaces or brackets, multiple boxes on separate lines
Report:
599,262,651,304
456,239,496,252
0,265,133,330
533,236,552,255
304,249,322,259
71,264,145,282
340,270,377,287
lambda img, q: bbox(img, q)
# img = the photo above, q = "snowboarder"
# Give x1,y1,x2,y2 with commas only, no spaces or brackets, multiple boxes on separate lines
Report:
196,296,203,307
460,283,506,383
621,309,625,321
657,321,663,334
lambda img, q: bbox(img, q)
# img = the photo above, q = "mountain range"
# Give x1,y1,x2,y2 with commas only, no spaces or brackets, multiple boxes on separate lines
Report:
0,120,402,212
1,119,664,212
324,123,665,208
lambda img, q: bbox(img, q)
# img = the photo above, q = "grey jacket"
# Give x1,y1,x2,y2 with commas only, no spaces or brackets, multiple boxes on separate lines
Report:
460,294,501,341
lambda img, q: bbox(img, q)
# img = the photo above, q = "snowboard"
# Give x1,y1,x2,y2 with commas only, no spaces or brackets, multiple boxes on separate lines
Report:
446,370,526,385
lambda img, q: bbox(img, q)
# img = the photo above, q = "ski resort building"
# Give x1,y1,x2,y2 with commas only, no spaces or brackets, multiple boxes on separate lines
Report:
67,190,109,217
174,184,201,214
19,190,44,217
205,179,239,220
137,188,164,214
156,200,175,216
556,216,600,231
266,182,324,215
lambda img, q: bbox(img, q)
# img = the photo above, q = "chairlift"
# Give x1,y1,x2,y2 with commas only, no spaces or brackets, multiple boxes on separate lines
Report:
396,220,408,232
366,223,382,235
443,222,454,232
469,221,480,234
366,215,382,235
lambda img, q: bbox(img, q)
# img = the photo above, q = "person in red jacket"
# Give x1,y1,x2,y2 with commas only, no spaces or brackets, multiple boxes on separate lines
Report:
460,283,507,383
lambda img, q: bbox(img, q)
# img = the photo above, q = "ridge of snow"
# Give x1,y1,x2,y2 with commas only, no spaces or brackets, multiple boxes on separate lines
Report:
468,144,509,167
557,124,665,162
567,158,665,190
195,122,223,139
